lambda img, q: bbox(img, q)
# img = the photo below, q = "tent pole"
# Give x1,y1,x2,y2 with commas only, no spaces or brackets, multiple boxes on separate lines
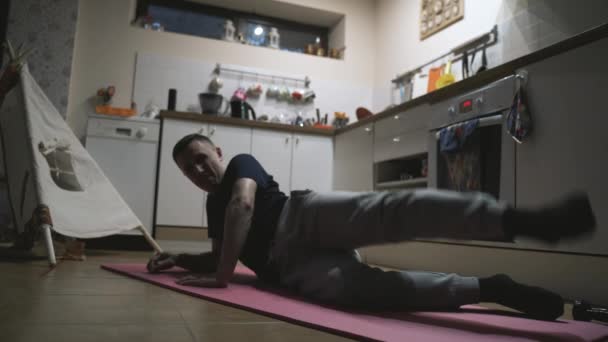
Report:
41,223,56,266
137,225,163,254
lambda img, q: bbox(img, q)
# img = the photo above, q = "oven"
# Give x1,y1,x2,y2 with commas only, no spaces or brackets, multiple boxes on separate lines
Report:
427,76,517,204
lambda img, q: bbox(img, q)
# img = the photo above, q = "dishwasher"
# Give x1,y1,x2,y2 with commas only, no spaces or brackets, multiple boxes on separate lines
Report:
86,114,160,236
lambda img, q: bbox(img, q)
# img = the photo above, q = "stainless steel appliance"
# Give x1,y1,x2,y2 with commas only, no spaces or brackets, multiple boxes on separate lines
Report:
428,76,516,204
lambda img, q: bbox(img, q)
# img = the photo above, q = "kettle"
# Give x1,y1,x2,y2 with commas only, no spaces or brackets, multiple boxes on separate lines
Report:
230,100,256,120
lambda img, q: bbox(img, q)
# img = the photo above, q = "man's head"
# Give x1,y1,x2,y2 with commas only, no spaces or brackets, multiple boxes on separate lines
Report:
172,134,225,193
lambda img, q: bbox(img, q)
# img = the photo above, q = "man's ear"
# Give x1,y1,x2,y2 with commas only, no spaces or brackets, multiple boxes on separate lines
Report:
215,146,223,160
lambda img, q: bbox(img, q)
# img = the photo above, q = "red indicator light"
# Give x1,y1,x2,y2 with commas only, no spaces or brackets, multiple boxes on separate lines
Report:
463,100,472,108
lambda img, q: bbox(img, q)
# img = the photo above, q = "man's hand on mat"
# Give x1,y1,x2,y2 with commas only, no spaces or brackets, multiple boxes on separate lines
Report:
176,274,227,288
146,252,178,273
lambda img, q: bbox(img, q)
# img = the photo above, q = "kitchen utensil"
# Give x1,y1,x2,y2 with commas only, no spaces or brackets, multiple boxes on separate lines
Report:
247,83,263,97
199,93,229,115
356,107,373,120
291,89,303,102
462,50,469,79
208,76,223,92
427,66,443,93
266,84,279,98
294,114,304,127
435,60,455,89
477,43,488,73
232,87,247,101
230,99,256,120
302,89,316,102
279,86,291,101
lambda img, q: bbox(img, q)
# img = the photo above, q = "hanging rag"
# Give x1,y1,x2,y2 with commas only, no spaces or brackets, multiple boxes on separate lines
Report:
439,119,480,153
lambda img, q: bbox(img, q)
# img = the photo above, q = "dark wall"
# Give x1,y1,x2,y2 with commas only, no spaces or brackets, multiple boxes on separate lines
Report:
6,0,78,116
0,0,9,68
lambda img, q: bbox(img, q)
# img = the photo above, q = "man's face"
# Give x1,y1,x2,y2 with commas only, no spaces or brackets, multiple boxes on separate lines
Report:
175,140,224,193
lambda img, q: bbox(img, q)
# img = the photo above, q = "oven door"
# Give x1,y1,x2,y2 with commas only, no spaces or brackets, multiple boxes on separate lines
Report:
427,113,515,204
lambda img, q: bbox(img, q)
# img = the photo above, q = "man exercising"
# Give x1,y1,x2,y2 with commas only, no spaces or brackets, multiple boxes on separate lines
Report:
148,134,596,320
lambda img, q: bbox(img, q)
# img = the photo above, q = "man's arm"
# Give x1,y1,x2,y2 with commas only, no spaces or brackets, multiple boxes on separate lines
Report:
214,178,256,287
147,250,218,274
174,251,218,273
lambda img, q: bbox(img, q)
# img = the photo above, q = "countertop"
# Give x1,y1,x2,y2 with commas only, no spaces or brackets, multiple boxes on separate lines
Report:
160,111,335,137
161,22,608,137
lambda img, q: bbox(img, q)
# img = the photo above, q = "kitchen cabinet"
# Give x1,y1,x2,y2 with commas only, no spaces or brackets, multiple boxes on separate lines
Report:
251,129,334,193
291,134,334,192
156,118,207,227
156,119,251,228
515,37,608,255
251,129,293,193
333,124,374,191
205,123,253,169
373,105,431,162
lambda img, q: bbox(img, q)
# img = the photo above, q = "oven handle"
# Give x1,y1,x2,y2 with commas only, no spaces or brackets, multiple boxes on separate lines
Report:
434,114,504,139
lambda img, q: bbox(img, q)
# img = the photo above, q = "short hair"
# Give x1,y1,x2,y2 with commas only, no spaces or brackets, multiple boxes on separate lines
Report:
172,133,215,162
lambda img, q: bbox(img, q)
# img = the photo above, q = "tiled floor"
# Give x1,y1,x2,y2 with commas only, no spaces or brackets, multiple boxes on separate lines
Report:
0,240,351,342
0,240,576,342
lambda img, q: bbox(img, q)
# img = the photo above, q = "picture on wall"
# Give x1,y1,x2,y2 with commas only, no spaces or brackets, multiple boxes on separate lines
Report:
420,0,464,40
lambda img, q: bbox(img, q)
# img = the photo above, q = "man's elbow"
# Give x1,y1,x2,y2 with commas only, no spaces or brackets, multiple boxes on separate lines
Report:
229,196,254,212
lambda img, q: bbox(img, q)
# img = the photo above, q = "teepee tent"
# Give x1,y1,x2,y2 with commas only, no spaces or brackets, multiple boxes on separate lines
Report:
0,51,161,265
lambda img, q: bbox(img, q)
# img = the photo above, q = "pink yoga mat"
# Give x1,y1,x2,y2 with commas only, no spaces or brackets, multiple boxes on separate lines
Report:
101,264,608,342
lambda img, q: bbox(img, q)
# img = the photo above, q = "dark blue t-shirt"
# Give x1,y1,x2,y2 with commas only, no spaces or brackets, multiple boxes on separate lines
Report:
206,154,287,283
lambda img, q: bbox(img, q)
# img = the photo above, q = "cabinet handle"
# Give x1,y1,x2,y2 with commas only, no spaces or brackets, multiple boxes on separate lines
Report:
364,127,372,133
285,136,290,144
198,127,205,134
393,115,400,120
392,137,400,143
295,136,300,145
209,127,215,136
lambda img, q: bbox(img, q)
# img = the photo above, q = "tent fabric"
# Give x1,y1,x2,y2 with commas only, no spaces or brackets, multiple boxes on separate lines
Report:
0,65,143,238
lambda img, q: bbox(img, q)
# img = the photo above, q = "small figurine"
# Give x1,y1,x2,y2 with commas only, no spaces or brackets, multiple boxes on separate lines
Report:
97,86,116,105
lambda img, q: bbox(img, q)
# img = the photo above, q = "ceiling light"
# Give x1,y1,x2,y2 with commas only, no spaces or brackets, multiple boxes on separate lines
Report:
254,26,264,36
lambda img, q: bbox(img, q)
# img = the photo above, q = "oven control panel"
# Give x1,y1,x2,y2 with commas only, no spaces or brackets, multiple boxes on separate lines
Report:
430,75,516,129
459,98,474,113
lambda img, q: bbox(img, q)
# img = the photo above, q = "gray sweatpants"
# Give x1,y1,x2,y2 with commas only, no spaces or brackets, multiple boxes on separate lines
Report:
268,189,510,311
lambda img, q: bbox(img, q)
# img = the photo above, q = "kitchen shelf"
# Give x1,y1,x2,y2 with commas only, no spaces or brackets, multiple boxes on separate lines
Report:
376,178,428,189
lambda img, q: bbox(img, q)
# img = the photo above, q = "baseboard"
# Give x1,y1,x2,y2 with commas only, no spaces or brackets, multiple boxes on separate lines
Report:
155,226,208,241
85,235,153,251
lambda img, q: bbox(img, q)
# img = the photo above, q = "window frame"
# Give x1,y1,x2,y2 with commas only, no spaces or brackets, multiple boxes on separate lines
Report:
135,0,329,51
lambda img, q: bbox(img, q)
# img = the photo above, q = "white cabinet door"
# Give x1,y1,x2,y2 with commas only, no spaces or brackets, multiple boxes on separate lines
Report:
156,119,207,227
251,129,293,193
334,125,374,191
206,124,253,164
291,134,333,192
